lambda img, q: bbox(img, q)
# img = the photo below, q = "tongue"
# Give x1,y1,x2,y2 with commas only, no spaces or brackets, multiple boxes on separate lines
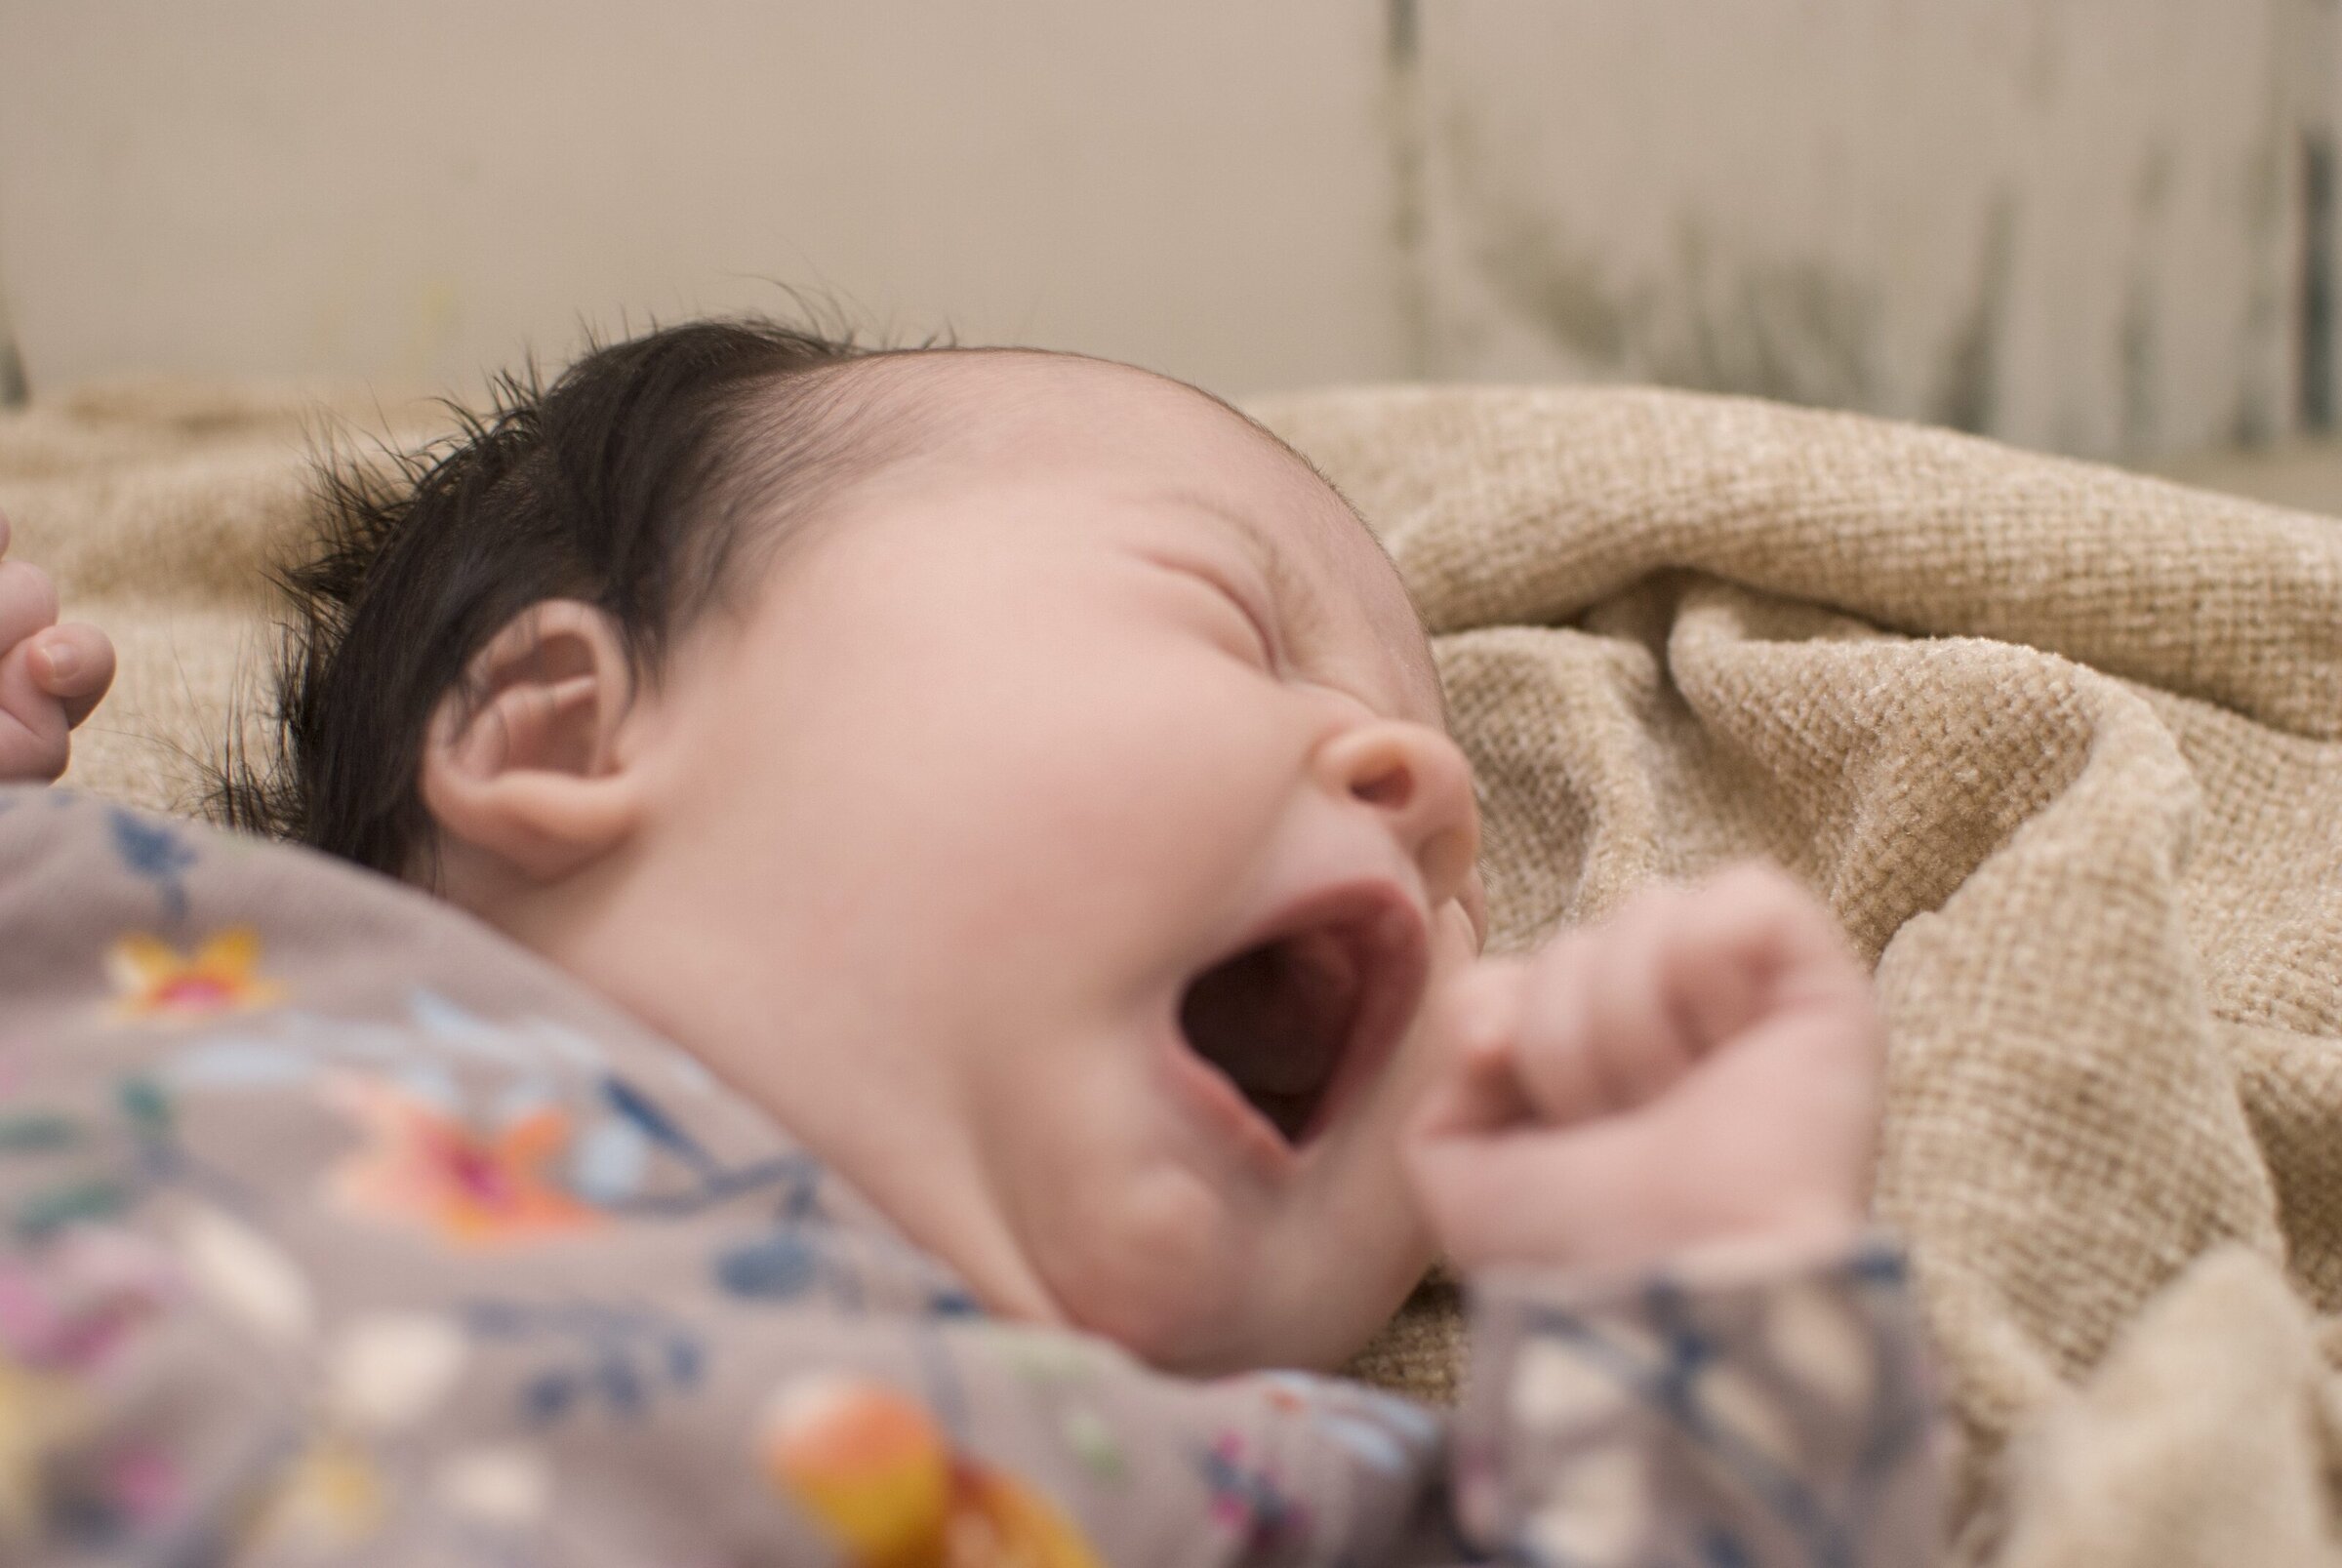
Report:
1181,930,1358,1096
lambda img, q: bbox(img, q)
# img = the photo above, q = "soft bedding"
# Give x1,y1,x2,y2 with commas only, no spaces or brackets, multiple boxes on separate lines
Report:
5,377,2340,1565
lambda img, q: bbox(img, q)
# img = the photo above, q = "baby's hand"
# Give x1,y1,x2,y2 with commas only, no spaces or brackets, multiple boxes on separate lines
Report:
1405,863,1882,1275
0,505,115,783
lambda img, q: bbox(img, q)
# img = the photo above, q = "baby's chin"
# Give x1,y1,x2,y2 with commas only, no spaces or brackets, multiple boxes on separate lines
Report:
1063,1274,1388,1378
1032,1184,1428,1376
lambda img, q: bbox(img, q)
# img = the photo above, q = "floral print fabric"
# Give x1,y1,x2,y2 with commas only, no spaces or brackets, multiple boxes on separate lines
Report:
0,789,1938,1564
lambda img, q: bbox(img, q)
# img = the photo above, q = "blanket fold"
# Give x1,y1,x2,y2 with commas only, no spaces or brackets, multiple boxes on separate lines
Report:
1253,385,2342,1565
5,377,2339,1566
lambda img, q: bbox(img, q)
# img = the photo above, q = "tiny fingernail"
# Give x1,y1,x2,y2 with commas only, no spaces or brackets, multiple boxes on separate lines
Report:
42,642,78,681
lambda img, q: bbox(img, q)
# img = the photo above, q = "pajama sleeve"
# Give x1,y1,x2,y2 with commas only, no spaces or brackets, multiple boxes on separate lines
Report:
1447,1240,1941,1566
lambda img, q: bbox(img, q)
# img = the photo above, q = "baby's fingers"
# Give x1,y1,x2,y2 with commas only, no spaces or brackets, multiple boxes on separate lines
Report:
1558,889,1710,1115
1408,958,1533,1141
0,557,60,656
32,623,116,727
1670,863,1872,1042
0,642,69,781
1406,1108,1694,1273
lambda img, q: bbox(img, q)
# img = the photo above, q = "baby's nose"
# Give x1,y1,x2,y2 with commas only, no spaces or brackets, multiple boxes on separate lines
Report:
1315,721,1480,911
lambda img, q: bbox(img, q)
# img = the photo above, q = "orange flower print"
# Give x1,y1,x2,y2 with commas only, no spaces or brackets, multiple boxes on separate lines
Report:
107,927,286,1023
758,1375,1105,1568
242,1431,385,1556
327,1079,603,1248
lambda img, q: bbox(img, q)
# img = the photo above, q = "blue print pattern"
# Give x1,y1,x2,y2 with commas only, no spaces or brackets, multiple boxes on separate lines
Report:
1472,1244,1935,1567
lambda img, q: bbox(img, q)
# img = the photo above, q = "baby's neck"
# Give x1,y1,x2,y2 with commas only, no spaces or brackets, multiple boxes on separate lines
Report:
464,861,1075,1334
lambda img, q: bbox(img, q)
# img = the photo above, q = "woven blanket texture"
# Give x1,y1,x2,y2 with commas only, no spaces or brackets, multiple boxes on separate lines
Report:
5,377,2340,1566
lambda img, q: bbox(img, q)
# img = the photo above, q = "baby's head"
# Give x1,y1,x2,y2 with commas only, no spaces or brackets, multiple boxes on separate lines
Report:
240,321,1485,1373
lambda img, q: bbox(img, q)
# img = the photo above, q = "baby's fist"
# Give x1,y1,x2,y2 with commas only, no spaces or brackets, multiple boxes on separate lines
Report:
1406,864,1882,1275
0,506,115,783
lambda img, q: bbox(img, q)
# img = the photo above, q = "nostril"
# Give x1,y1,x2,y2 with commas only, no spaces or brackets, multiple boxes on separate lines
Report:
1351,758,1414,811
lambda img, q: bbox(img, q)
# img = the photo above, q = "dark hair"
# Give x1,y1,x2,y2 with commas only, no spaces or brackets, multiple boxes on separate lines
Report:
217,317,921,879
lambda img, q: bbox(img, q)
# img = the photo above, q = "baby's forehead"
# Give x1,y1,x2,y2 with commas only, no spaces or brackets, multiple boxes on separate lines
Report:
854,349,1448,723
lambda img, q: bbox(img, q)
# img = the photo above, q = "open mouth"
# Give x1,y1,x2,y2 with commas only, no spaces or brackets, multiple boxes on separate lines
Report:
1175,886,1429,1148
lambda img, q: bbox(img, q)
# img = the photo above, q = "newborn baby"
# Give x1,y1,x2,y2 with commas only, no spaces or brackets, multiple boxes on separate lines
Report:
0,322,1934,1563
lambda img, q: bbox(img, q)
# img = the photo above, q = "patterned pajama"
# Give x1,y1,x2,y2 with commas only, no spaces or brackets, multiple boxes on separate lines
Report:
0,789,1937,1564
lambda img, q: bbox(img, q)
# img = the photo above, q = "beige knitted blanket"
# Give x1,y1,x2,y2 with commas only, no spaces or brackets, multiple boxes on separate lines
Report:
6,379,2341,1565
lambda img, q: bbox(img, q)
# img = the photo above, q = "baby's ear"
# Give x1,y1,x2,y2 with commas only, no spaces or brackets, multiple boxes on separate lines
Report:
420,600,648,885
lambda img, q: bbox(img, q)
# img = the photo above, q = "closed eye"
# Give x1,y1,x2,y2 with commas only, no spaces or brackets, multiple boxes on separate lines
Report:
1144,553,1281,669
1206,578,1279,667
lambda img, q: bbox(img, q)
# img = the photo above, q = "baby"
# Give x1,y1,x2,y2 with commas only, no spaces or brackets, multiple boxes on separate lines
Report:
0,322,1933,1563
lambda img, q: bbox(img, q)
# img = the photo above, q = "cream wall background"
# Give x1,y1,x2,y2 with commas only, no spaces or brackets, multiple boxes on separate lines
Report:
4,1,2338,462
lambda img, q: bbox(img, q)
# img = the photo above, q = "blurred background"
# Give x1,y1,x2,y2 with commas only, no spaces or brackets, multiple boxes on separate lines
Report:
5,0,2340,499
